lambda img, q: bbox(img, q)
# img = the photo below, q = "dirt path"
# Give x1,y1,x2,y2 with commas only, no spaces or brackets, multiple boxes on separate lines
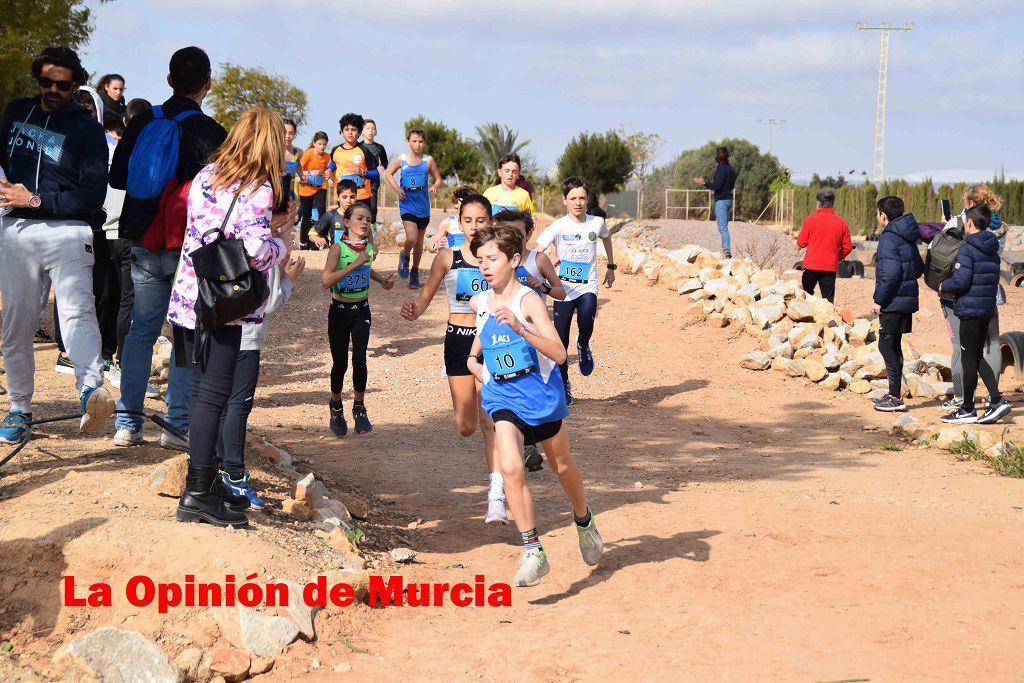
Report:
2,246,1024,681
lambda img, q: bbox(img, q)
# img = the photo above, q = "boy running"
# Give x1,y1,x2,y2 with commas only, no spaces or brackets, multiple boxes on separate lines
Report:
384,127,442,289
483,154,534,215
310,179,358,249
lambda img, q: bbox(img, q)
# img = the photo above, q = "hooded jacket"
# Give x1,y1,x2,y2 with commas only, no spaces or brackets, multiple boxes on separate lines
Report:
0,95,108,223
873,213,925,314
940,229,1001,319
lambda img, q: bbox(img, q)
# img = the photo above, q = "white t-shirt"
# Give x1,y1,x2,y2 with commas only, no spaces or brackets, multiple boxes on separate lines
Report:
535,214,609,300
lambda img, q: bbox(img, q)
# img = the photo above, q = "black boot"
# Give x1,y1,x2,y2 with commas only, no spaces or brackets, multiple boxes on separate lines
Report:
211,471,251,512
176,466,248,528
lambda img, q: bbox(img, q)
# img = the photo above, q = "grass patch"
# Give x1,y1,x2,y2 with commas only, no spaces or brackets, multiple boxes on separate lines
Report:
880,442,904,452
945,433,985,461
991,446,1024,478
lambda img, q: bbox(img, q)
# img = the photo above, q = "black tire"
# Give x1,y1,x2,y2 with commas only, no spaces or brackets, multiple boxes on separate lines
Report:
1010,262,1024,276
1000,269,1014,285
999,331,1024,380
793,260,804,271
1012,273,1024,288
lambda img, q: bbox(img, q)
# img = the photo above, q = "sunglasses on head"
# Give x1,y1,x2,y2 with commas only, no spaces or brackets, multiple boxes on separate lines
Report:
37,77,75,92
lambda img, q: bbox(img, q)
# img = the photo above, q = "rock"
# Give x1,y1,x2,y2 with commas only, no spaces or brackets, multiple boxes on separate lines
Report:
294,473,316,502
627,252,648,274
335,493,369,520
749,296,786,328
905,374,943,399
250,657,275,675
329,570,371,603
839,308,854,324
641,259,663,282
768,342,794,359
327,526,365,559
741,351,772,371
677,278,703,295
334,662,353,673
891,413,918,431
821,343,842,371
277,448,293,468
282,498,314,521
213,605,301,658
854,351,887,380
848,318,871,346
727,305,752,327
849,379,872,394
281,580,320,640
207,647,250,683
840,359,863,377
707,312,729,328
920,352,952,370
149,454,189,497
320,498,353,521
703,278,735,299
688,289,709,302
803,359,828,382
837,371,853,387
786,298,814,322
793,347,815,360
820,373,842,391
52,627,180,683
390,547,417,563
738,283,760,299
751,269,778,289
771,357,806,377
788,324,821,351
174,647,204,681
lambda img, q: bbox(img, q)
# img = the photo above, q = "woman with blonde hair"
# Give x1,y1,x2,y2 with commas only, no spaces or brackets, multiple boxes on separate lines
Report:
168,107,295,527
939,184,1007,417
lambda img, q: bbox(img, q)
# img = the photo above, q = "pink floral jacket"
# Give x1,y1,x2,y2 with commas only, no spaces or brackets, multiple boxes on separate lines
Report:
167,164,286,330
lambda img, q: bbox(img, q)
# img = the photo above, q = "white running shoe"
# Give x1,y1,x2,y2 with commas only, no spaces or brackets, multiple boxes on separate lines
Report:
513,549,550,587
159,429,189,451
79,386,115,433
146,383,161,400
113,427,143,447
576,516,604,566
485,496,508,525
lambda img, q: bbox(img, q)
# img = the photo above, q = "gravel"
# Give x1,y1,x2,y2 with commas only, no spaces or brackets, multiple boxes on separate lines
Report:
639,219,800,271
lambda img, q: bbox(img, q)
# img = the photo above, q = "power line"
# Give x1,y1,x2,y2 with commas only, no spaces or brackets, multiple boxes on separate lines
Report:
856,22,914,183
757,118,787,156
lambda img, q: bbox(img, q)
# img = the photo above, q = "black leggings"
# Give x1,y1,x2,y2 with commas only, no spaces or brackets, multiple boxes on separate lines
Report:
299,190,326,249
108,237,135,362
801,269,836,303
179,325,243,470
960,317,1001,411
217,349,260,478
329,299,371,395
878,331,904,398
552,293,597,384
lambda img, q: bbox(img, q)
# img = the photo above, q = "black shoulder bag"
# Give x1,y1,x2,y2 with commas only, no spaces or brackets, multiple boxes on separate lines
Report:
189,194,269,362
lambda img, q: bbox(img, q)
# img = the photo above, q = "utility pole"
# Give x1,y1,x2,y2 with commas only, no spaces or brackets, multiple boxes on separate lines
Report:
857,22,913,183
756,119,786,156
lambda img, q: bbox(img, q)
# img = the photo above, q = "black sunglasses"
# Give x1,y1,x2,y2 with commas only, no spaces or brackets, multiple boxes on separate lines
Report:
38,77,75,92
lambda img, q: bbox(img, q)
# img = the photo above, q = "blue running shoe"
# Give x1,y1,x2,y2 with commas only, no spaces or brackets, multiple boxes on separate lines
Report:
576,335,594,376
398,249,410,278
219,471,264,510
408,268,420,289
353,403,372,435
329,401,348,437
0,410,32,445
564,380,574,406
80,386,115,433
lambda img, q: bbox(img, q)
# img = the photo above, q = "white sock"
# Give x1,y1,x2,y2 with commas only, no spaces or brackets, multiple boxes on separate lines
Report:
488,472,504,499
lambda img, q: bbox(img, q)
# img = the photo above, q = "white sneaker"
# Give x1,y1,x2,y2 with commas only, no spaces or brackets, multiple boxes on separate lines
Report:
576,516,604,566
159,429,189,451
104,364,122,389
146,384,161,400
513,549,550,587
79,386,115,433
113,427,143,447
484,496,508,525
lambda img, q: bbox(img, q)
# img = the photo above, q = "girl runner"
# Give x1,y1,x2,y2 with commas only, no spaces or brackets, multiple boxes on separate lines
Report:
384,126,442,290
465,223,603,587
431,186,478,253
322,203,396,436
400,194,507,523
483,154,534,215
298,131,330,250
535,177,616,405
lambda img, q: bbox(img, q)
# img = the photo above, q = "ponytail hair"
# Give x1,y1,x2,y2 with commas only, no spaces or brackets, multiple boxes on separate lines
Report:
964,184,1002,212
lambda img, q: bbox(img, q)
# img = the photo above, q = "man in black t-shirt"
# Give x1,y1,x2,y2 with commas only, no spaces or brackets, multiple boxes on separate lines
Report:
361,119,388,225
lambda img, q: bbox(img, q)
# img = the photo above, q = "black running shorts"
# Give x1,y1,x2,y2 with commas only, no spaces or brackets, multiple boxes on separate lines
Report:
443,323,476,376
491,409,563,446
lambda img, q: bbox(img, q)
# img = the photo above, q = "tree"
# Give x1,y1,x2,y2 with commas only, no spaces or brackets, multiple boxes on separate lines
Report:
557,131,633,196
475,122,530,180
619,125,662,218
208,63,308,131
671,138,784,220
405,115,483,184
0,0,115,109
810,173,846,189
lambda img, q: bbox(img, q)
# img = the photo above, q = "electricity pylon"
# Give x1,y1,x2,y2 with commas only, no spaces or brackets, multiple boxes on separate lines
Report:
857,22,913,183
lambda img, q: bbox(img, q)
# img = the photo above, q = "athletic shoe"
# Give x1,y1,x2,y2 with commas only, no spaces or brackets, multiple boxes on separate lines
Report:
724,251,733,259
218,471,264,510
34,328,53,344
484,496,508,525
104,363,122,389
564,380,574,406
408,269,420,289
513,549,550,587
576,515,604,566
977,400,1011,425
54,353,74,375
79,386,115,433
524,444,544,472
0,410,31,445
353,404,372,435
146,383,161,400
159,429,189,451
398,250,410,278
942,398,962,410
872,394,907,413
329,402,348,437
576,335,594,376
942,407,978,424
113,427,143,447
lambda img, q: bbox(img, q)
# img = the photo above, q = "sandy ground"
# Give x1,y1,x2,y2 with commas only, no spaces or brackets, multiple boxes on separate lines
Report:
2,237,1024,681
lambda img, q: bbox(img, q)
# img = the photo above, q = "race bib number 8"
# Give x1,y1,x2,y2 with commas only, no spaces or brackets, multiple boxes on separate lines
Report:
558,259,591,284
339,265,370,293
486,338,536,381
456,268,489,301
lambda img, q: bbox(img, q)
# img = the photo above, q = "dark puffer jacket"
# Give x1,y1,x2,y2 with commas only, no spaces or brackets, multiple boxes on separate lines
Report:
940,229,1001,319
873,213,925,314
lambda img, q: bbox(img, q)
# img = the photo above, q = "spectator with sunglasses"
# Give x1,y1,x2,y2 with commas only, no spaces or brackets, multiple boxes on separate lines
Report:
0,47,116,445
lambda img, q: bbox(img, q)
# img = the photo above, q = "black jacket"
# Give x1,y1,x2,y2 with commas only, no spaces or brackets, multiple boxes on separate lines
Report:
703,162,737,201
361,140,387,192
940,230,1001,319
109,94,227,239
873,213,925,314
1,96,108,223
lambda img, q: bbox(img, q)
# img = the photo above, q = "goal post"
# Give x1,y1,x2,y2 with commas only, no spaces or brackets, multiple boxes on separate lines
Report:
663,189,737,220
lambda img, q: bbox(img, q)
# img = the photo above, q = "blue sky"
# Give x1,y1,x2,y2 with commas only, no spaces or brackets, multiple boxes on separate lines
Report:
81,0,1024,183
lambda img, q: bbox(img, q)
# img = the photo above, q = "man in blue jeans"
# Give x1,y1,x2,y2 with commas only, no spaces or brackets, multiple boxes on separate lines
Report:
694,146,738,258
107,47,227,449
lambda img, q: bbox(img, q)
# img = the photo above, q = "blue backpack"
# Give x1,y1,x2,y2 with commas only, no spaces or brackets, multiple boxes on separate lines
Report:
126,105,200,199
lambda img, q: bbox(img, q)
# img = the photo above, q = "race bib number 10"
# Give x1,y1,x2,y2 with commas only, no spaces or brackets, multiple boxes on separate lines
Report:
486,338,536,381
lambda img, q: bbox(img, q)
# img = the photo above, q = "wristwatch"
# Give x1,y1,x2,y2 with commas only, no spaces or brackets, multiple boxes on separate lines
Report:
606,263,617,271
542,283,552,294
28,194,42,209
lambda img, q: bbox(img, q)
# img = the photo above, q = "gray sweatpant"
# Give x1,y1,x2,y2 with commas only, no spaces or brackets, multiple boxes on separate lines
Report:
941,298,1001,403
0,217,104,412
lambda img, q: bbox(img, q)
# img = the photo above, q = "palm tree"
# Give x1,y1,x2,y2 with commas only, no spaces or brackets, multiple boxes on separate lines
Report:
475,122,530,180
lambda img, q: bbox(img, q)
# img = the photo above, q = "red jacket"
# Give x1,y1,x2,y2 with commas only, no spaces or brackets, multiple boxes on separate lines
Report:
797,208,853,272
140,177,191,253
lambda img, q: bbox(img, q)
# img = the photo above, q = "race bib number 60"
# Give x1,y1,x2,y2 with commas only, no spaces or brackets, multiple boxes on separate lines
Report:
456,268,489,301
